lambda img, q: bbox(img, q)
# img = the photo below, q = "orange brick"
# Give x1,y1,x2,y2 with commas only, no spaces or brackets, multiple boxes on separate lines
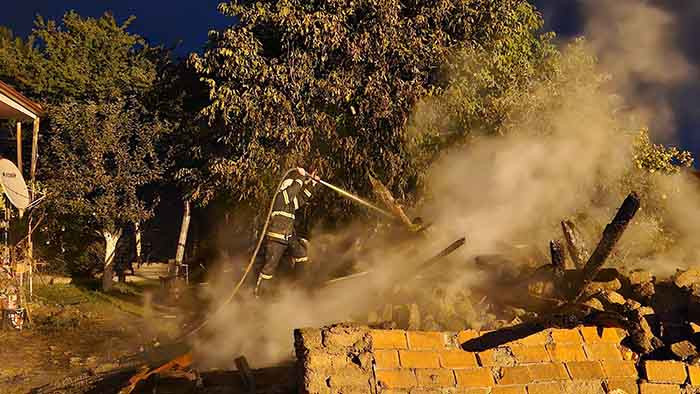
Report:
691,322,700,334
527,362,569,381
560,380,605,394
372,330,407,349
374,350,400,369
415,369,456,388
454,389,490,394
550,328,582,344
409,390,440,394
376,370,417,389
514,331,548,346
458,330,480,344
439,350,478,368
527,382,564,394
454,368,495,387
620,346,636,361
584,343,623,361
602,361,638,378
546,343,586,362
491,386,526,394
566,361,605,380
639,383,681,394
643,361,687,384
399,350,440,369
407,332,445,350
477,347,515,367
688,365,700,386
510,345,550,364
579,327,621,343
498,366,532,385
606,378,639,394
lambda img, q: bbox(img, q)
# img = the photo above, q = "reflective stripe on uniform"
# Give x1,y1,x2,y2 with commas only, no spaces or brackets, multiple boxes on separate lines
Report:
279,178,294,191
304,189,312,198
266,231,288,241
293,196,299,210
292,256,309,263
295,179,303,185
271,211,295,219
282,190,290,204
260,273,273,280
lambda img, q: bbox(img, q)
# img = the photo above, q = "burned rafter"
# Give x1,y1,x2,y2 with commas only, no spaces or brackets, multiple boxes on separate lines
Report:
561,220,589,270
235,356,256,394
572,192,640,302
549,240,565,279
368,174,424,232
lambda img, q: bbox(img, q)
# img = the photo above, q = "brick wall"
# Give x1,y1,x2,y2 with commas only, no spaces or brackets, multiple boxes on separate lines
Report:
294,324,700,394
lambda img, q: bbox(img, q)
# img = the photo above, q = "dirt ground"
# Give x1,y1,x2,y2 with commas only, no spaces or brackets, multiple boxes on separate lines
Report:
0,264,182,394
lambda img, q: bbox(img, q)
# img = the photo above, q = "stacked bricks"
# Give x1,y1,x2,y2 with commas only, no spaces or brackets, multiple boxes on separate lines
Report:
295,323,376,394
370,326,636,394
297,325,700,394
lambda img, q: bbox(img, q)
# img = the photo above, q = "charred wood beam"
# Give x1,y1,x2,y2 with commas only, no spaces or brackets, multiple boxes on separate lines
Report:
321,237,466,288
235,356,256,394
549,240,565,278
368,174,422,232
418,237,466,271
561,220,589,270
573,192,640,302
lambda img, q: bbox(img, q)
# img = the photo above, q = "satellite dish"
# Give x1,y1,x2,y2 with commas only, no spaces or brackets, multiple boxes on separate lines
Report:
0,159,29,210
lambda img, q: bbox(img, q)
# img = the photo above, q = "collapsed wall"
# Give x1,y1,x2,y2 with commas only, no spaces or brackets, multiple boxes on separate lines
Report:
294,324,700,394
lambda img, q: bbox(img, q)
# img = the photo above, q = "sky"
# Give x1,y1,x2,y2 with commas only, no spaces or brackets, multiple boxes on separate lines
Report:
0,0,230,56
1,1,698,158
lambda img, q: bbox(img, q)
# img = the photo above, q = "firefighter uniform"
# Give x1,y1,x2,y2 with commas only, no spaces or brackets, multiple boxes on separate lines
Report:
255,169,316,297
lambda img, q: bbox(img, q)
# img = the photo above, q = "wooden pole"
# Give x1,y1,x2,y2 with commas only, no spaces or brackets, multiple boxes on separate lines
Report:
30,118,39,195
29,118,39,300
28,215,33,301
174,200,191,275
15,121,22,172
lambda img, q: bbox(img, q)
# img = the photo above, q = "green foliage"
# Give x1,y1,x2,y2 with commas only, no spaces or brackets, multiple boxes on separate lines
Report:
633,128,693,174
0,12,156,103
0,12,170,277
189,0,553,218
46,99,165,232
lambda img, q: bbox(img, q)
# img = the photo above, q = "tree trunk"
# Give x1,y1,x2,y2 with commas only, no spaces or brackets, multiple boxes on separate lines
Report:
102,228,123,292
134,221,142,269
173,200,191,275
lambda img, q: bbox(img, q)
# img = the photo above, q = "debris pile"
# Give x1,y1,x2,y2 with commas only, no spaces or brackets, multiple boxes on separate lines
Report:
363,192,700,365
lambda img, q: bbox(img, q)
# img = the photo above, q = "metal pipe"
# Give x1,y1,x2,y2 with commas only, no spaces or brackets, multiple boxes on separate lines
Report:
317,179,393,218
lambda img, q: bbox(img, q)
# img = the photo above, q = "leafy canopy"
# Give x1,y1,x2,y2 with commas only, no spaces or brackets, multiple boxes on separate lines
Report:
0,12,168,234
189,0,555,219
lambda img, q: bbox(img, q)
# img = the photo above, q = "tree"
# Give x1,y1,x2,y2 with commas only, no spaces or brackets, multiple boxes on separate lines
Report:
0,12,169,290
188,0,555,219
46,99,165,290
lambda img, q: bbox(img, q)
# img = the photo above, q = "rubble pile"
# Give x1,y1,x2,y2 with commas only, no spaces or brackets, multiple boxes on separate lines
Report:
363,192,700,365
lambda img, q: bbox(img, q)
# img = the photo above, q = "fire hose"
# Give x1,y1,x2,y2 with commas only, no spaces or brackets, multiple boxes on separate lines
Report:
182,169,391,338
121,170,415,393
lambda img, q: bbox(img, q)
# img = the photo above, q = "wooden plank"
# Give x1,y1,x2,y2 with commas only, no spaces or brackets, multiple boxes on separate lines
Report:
234,356,256,394
15,121,21,172
30,117,39,194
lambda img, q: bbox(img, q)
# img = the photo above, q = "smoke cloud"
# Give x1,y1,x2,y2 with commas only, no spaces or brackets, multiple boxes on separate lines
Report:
189,0,700,369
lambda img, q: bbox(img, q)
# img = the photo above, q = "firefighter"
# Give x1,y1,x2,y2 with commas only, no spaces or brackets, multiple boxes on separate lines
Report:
254,167,319,297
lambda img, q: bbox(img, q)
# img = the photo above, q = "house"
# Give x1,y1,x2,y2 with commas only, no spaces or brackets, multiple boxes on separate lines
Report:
0,80,43,324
